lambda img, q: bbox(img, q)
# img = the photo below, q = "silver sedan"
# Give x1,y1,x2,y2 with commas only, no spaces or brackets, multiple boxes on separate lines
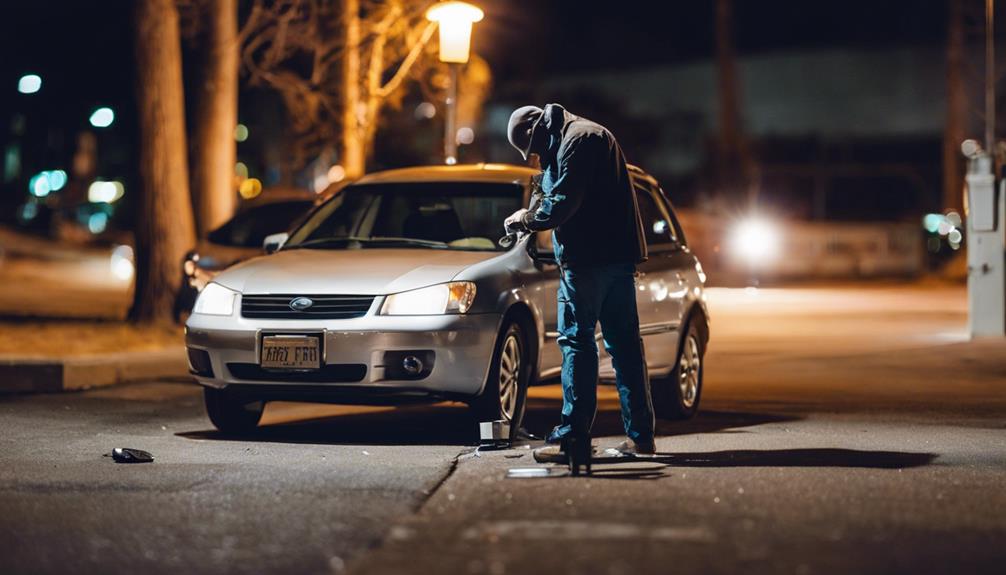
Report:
185,164,709,434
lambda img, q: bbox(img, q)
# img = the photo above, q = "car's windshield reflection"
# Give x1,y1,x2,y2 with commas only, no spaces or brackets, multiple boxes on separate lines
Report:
285,182,524,252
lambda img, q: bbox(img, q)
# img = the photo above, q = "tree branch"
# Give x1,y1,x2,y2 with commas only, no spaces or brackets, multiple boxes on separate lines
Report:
376,20,436,99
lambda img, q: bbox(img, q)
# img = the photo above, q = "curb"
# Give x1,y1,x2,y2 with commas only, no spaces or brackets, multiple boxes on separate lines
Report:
0,347,188,393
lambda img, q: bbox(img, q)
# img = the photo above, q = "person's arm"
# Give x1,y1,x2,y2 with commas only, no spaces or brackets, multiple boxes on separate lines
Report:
520,134,596,231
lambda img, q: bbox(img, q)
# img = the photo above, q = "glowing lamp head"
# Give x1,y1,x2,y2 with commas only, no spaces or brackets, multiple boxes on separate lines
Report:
426,1,484,64
729,217,781,266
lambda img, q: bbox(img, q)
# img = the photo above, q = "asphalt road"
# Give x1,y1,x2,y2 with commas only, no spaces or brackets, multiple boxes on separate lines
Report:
1,284,1004,575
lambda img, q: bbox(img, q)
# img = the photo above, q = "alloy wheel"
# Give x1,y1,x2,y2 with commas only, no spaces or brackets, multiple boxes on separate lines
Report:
498,332,521,421
678,333,701,408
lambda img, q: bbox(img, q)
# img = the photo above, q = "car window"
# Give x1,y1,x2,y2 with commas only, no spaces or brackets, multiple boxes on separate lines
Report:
207,200,313,248
286,182,524,251
633,183,677,248
657,187,688,247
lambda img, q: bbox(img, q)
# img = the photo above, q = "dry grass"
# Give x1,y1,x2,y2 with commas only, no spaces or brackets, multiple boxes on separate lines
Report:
0,321,183,358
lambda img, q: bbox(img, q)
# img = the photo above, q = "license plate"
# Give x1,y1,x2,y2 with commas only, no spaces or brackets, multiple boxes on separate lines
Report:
260,335,321,370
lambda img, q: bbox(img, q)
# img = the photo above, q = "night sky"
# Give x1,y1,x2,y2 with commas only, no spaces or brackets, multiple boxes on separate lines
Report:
1,1,950,121
0,0,959,223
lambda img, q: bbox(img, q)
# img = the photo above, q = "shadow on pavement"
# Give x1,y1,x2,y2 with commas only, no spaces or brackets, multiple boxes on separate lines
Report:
522,398,803,440
655,448,937,469
509,449,936,482
178,403,479,446
179,399,803,448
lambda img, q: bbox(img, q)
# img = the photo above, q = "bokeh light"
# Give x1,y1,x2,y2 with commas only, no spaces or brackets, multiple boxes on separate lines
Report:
234,124,249,142
29,173,51,197
415,102,436,120
239,177,262,199
88,180,125,203
327,164,346,183
110,245,134,281
456,126,474,145
87,212,109,234
17,74,41,94
89,107,115,128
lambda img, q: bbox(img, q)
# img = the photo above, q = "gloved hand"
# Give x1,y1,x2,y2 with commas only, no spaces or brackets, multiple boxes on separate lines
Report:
504,208,530,234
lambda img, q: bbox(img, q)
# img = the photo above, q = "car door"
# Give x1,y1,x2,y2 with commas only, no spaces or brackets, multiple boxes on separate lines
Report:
534,230,563,378
631,177,688,376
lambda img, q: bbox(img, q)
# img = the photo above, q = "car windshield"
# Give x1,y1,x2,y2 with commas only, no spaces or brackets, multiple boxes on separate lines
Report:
207,200,313,248
284,182,524,252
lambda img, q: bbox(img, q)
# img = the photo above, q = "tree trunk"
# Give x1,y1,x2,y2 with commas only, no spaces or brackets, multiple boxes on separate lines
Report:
342,0,365,179
192,0,239,236
714,0,756,205
943,0,966,213
130,0,197,325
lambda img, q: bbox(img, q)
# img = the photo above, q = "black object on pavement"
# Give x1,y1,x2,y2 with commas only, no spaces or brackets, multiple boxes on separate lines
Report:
110,448,154,463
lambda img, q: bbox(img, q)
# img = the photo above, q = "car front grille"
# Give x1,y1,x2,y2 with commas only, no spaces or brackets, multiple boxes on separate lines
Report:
240,294,376,320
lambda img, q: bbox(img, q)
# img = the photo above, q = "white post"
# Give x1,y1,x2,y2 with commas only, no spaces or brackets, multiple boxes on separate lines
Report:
963,143,1006,337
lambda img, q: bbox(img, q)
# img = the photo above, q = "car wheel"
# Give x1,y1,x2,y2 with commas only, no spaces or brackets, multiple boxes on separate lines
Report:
469,321,530,437
204,387,264,434
652,318,704,420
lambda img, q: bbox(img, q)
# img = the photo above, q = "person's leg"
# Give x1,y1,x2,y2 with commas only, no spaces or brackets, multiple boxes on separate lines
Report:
549,265,602,443
598,262,654,445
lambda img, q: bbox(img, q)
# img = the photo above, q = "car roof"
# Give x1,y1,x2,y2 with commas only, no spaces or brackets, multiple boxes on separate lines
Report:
353,163,539,186
353,162,653,187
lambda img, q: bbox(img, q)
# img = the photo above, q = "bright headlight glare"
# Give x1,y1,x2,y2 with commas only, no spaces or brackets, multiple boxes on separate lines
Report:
381,282,476,315
729,217,781,264
192,282,236,316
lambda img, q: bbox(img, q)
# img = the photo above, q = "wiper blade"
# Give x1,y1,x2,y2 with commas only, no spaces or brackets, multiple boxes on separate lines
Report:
288,236,448,250
287,236,368,249
366,237,448,248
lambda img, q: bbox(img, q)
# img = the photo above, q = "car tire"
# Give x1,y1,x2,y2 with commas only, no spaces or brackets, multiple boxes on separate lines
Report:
469,321,530,439
651,318,705,421
204,387,264,434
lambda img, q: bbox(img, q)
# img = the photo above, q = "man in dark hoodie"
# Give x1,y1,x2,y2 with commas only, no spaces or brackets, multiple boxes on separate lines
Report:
504,103,655,459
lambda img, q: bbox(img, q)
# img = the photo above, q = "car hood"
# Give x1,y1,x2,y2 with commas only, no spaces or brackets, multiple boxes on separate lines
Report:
212,248,498,295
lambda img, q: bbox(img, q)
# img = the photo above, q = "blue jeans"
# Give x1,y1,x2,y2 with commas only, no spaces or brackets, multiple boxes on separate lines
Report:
548,262,655,444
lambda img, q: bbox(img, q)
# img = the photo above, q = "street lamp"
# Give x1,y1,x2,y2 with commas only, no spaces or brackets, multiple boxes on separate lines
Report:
425,1,483,165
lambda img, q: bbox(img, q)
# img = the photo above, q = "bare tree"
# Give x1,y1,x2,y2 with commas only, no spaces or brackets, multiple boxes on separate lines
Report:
190,0,240,236
239,0,442,178
131,0,198,324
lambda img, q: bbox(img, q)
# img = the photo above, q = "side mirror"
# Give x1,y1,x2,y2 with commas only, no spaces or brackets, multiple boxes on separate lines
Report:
263,232,289,254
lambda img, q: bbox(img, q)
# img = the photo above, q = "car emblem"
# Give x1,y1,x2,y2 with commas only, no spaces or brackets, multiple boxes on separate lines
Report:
289,297,314,311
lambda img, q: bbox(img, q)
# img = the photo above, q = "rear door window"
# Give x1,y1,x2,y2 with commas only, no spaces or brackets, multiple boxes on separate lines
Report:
633,181,677,249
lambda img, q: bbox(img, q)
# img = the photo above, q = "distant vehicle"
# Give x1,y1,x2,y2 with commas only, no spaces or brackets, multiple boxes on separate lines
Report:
174,192,318,319
185,164,710,435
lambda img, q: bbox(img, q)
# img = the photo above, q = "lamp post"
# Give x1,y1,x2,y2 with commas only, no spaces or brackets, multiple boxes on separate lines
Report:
425,1,483,165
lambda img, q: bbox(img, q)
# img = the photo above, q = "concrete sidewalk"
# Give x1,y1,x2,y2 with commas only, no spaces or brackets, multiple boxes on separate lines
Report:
0,347,188,393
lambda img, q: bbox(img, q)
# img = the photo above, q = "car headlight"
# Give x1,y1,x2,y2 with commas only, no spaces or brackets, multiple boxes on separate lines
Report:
192,282,237,316
380,282,476,315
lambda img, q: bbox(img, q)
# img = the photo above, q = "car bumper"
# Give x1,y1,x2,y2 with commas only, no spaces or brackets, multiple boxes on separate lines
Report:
185,312,503,400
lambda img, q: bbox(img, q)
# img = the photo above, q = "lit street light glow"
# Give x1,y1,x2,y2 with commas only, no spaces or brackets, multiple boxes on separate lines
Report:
729,217,782,265
89,107,115,128
18,74,41,94
426,1,483,165
425,1,484,64
234,123,249,142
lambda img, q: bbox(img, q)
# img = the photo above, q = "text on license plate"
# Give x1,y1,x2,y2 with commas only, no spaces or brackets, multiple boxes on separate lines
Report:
261,336,320,369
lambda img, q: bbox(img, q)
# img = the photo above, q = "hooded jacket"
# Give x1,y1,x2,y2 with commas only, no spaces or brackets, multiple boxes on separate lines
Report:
520,103,647,266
